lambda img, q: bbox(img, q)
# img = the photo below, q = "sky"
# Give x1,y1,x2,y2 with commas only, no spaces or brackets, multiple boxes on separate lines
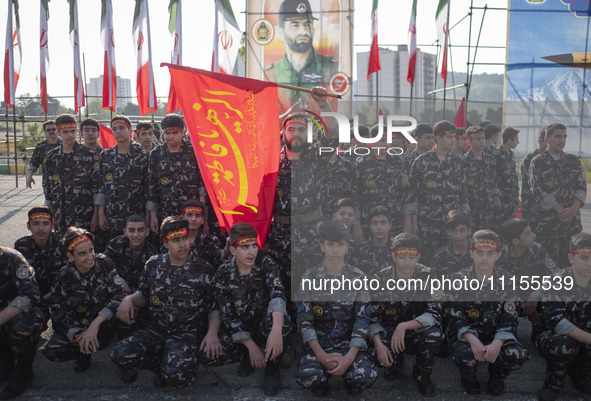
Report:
1,0,507,109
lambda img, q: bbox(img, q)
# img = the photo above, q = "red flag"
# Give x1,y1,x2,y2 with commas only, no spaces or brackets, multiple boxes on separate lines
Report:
453,97,466,128
367,0,380,80
407,0,417,84
99,123,117,148
163,63,280,245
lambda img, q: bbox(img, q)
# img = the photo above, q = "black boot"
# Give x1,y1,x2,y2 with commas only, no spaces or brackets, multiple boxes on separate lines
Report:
120,367,138,384
413,364,436,397
538,380,561,401
73,353,91,373
383,353,404,381
263,360,281,396
237,346,254,377
487,364,506,396
0,361,33,400
311,381,329,398
460,374,480,394
280,335,296,369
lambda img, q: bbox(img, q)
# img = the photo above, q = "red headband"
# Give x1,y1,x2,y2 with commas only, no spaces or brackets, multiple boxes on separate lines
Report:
163,228,189,243
182,206,203,215
163,127,182,133
111,118,131,129
570,247,591,256
231,236,257,247
393,247,419,256
57,123,77,131
29,212,52,222
471,240,499,252
67,235,91,252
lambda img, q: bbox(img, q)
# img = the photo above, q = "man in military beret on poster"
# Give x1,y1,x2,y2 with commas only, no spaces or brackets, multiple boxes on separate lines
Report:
265,0,338,108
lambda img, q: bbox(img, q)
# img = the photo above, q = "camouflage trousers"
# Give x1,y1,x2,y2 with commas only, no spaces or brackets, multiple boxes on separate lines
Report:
0,307,46,366
55,204,94,237
534,330,591,390
370,325,443,380
537,237,571,269
295,347,378,390
111,326,237,388
43,320,117,362
449,336,529,379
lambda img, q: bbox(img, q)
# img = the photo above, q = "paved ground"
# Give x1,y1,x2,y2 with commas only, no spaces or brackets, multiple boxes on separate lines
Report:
1,173,591,400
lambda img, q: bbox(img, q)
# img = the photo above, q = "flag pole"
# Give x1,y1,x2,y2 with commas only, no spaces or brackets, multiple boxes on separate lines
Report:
443,0,451,120
376,70,379,122
410,80,414,116
82,53,88,118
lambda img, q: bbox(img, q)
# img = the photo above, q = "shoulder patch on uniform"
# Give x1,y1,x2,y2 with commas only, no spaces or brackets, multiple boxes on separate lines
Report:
76,305,87,313
545,258,556,269
431,290,442,300
114,275,123,285
504,301,516,313
151,295,160,305
16,266,30,279
273,277,282,287
312,305,323,315
360,292,370,303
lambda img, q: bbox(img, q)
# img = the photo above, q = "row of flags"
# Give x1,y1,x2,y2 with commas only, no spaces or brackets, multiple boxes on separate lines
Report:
3,0,240,115
367,0,450,86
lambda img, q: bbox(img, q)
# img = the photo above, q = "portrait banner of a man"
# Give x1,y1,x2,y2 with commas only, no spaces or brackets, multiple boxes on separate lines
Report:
247,0,353,115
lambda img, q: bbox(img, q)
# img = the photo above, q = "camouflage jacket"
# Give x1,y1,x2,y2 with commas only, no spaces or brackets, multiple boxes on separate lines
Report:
319,154,353,217
0,247,40,313
495,147,519,213
529,151,586,239
297,262,371,351
461,150,500,228
190,231,224,269
445,265,519,343
520,149,543,222
350,239,393,276
43,142,100,234
137,252,217,335
49,254,125,342
214,251,287,342
147,140,205,224
497,243,557,278
96,142,149,234
353,152,406,231
14,233,68,297
537,267,591,336
432,241,473,277
103,235,158,292
28,139,62,172
408,149,469,235
369,263,442,339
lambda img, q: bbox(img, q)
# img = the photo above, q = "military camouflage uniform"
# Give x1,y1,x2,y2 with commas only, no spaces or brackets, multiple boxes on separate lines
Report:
103,235,158,293
111,252,224,388
350,239,393,276
147,140,205,228
28,138,62,198
461,149,500,230
494,147,519,228
43,142,100,235
445,266,529,380
408,150,469,264
497,242,557,278
295,263,378,390
265,48,337,112
190,231,224,270
319,154,353,218
432,241,473,277
214,251,293,352
14,233,68,306
534,267,591,390
0,247,45,370
520,149,542,224
369,263,443,381
530,150,586,267
43,254,125,362
353,152,406,235
95,142,149,239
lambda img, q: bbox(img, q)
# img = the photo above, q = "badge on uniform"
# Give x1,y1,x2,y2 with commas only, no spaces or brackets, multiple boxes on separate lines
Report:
52,174,60,181
366,178,375,187
276,188,283,196
505,168,511,175
385,308,397,316
151,295,161,305
76,306,87,313
545,258,556,269
468,308,480,318
273,277,282,287
160,177,170,185
401,174,409,185
312,305,323,315
504,301,516,313
114,275,123,285
16,266,30,279
431,290,442,300
545,179,553,187
467,179,475,186
426,180,435,188
105,173,114,181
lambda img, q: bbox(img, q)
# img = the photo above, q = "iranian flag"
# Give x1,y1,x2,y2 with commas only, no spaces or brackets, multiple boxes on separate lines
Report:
367,0,380,80
133,0,157,115
212,0,241,74
40,0,49,114
4,0,21,108
69,0,85,113
435,0,449,84
101,0,116,112
167,0,182,113
407,0,417,85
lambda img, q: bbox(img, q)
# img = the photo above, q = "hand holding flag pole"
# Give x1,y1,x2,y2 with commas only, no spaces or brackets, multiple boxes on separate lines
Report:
275,82,342,99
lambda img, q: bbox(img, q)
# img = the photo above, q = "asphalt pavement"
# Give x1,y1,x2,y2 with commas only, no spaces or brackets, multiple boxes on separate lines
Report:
1,173,590,400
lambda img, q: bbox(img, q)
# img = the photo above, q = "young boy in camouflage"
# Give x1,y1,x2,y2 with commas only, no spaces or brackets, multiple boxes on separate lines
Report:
181,199,225,269
432,210,473,277
214,222,293,396
534,232,591,401
351,206,393,275
369,233,443,396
